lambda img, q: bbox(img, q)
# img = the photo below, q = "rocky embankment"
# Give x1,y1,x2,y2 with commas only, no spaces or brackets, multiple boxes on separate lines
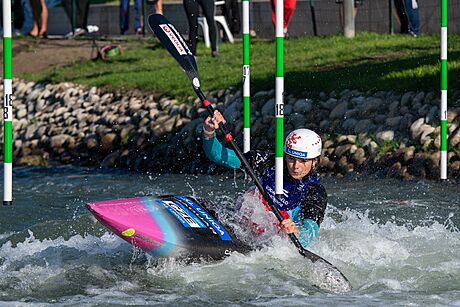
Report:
3,80,460,180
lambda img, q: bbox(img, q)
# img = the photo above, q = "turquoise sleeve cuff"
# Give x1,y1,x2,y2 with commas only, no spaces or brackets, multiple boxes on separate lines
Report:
203,135,241,169
297,219,319,249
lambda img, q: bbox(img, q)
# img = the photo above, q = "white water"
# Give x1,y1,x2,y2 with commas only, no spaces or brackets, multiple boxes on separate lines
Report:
0,166,459,305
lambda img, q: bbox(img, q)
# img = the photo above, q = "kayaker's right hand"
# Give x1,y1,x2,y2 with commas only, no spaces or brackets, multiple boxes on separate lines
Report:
203,111,225,138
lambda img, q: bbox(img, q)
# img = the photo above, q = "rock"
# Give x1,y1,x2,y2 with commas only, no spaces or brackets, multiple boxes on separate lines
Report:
329,101,348,120
360,97,383,116
410,117,425,140
335,144,352,157
261,98,275,116
344,108,359,119
293,99,313,114
367,141,378,155
376,130,394,142
351,148,366,165
388,100,399,116
101,151,121,168
321,98,337,110
413,91,425,104
55,106,67,117
342,118,357,132
50,134,70,149
448,128,460,148
288,113,306,128
17,108,27,119
401,92,413,106
426,106,439,124
17,154,48,166
383,116,401,129
419,125,435,143
354,119,373,134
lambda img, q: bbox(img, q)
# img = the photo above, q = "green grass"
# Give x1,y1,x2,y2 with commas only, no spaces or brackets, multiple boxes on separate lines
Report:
22,33,460,101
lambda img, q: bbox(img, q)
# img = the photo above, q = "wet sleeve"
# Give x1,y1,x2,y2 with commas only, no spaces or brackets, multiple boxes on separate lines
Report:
243,150,275,175
296,184,327,248
300,183,328,226
202,135,241,169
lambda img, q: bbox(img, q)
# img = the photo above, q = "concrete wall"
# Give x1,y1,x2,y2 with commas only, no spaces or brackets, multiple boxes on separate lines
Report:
47,0,460,37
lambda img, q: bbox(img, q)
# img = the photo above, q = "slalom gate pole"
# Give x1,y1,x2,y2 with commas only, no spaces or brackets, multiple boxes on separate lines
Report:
440,0,448,180
389,0,394,34
242,0,251,153
275,0,284,197
3,0,13,206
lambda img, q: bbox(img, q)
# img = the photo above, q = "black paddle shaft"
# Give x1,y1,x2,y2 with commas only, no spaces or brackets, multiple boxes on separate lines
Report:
195,87,322,263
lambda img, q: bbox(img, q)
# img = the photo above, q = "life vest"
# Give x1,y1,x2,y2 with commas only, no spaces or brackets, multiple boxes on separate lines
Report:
243,166,321,235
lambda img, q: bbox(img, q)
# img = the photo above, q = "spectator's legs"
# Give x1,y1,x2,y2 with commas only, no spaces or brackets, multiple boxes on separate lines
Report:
198,0,218,53
249,1,256,36
183,0,199,55
134,0,142,32
404,0,419,35
20,0,34,34
393,0,408,33
120,0,130,34
29,0,41,36
80,0,90,30
155,0,163,14
39,0,48,36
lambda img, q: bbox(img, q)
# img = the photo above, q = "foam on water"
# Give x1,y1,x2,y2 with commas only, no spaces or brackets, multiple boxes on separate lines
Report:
0,169,459,305
2,202,457,305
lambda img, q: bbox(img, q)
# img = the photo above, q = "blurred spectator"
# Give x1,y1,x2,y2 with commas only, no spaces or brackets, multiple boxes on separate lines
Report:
151,0,163,15
336,0,361,29
249,1,256,37
404,0,419,36
270,0,296,35
29,0,48,38
393,0,408,34
13,0,26,31
120,0,142,35
61,0,90,37
183,0,219,57
223,0,240,35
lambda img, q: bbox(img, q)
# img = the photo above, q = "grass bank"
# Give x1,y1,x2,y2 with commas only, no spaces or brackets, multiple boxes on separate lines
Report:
23,33,460,100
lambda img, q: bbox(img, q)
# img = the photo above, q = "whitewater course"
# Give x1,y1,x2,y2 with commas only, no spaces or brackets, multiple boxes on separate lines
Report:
0,80,459,305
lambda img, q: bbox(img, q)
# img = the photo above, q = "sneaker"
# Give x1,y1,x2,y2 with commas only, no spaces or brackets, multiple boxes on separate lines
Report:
408,30,418,37
211,50,219,57
87,25,99,34
65,27,87,38
136,28,144,35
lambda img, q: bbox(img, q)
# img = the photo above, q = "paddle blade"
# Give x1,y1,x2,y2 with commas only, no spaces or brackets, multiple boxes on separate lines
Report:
148,14,199,85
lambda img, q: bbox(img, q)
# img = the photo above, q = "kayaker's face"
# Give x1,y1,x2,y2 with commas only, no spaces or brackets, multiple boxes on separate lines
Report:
285,155,316,180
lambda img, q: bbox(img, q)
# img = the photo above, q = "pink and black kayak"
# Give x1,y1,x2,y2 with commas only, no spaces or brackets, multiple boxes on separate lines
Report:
87,195,250,259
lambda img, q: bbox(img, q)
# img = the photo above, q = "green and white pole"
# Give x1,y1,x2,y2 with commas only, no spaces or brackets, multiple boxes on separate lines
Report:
275,0,284,196
3,0,13,205
242,0,251,153
440,0,448,180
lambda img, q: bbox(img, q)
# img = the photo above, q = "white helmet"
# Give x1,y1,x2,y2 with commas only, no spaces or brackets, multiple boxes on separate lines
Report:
284,129,322,159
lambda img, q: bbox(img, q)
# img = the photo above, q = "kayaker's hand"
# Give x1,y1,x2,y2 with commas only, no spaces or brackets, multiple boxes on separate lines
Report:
203,111,226,138
280,219,300,236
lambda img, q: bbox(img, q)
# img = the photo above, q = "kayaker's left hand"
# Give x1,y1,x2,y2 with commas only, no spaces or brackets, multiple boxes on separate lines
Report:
280,219,300,236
